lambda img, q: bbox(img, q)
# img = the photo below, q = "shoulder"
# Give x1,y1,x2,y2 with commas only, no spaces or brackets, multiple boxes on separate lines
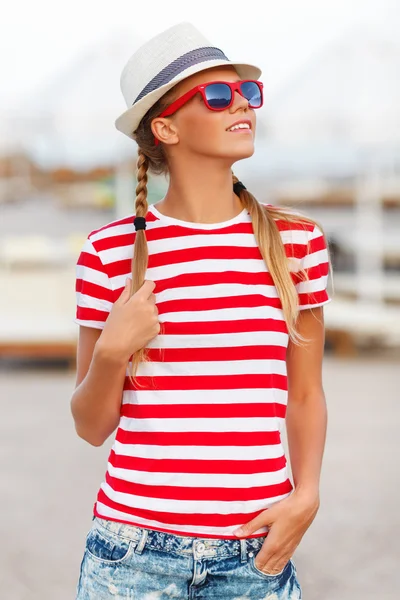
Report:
258,201,316,237
86,213,135,248
86,206,159,247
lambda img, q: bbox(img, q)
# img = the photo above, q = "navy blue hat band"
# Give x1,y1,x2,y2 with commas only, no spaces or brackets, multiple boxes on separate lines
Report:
133,46,229,105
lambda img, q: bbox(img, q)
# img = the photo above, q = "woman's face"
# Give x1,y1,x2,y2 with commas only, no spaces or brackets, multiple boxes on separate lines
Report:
152,65,258,162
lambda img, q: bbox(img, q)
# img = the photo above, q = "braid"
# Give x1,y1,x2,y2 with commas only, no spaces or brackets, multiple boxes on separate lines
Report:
127,148,151,389
131,148,149,294
231,170,312,345
135,150,149,219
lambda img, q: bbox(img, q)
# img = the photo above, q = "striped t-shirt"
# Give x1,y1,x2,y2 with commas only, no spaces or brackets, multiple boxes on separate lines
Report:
74,201,331,539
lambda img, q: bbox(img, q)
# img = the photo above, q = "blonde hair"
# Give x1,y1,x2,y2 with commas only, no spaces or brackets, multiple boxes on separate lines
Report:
128,87,333,387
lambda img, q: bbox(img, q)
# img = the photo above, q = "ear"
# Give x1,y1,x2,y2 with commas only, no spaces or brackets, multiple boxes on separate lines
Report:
151,117,179,146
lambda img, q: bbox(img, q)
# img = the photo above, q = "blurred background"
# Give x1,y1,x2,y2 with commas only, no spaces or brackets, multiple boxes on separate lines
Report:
0,1,399,599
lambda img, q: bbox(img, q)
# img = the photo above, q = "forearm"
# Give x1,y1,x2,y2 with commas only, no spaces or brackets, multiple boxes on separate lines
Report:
71,340,128,446
285,391,328,495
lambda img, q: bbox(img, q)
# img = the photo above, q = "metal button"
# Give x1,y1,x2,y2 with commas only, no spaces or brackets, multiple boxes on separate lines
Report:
196,542,205,552
248,551,254,557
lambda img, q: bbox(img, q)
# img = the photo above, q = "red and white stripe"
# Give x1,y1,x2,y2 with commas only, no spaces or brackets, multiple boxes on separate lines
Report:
75,202,331,538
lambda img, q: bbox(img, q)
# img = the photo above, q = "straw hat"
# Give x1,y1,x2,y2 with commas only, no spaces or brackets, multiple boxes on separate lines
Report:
115,22,262,139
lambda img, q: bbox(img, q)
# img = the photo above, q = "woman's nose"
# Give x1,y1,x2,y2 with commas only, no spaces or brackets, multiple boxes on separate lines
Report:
230,90,249,112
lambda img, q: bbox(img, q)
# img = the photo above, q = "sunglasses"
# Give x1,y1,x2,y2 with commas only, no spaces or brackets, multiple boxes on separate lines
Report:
154,79,264,145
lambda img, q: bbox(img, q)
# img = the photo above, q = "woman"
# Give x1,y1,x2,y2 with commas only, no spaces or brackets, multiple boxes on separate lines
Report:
72,22,332,599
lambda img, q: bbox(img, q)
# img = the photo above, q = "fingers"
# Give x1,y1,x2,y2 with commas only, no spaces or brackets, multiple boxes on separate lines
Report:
138,279,156,299
115,278,159,325
255,551,291,576
117,278,156,303
116,277,132,302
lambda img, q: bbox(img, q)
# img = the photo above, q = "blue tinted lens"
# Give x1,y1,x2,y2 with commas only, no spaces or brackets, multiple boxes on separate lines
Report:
204,83,232,109
240,81,262,107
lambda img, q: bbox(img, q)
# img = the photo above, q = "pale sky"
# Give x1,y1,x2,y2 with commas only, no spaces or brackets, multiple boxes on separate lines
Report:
1,0,398,110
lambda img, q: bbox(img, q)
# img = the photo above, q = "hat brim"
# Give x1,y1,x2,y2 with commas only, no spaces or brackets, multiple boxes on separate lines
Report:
114,59,262,140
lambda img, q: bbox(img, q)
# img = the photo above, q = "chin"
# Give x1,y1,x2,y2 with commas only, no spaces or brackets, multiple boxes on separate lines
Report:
229,143,255,160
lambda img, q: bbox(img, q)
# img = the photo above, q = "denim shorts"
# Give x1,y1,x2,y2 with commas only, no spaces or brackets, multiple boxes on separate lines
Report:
76,515,302,599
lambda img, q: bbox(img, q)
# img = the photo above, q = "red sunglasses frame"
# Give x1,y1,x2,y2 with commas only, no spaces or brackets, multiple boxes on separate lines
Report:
154,79,264,146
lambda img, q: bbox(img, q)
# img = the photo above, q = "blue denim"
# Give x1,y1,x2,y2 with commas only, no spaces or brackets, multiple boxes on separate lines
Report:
76,516,302,599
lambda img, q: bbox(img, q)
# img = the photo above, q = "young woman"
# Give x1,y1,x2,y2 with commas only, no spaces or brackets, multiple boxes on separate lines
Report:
72,22,332,600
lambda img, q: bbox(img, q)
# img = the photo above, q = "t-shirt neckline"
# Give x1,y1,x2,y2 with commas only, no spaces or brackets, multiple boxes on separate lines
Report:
149,202,249,230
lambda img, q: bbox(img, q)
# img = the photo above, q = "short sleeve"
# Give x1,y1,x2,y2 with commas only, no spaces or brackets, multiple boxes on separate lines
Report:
74,235,114,329
295,224,332,310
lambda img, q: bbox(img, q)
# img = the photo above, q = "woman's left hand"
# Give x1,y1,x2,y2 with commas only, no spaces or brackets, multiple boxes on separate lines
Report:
233,488,320,575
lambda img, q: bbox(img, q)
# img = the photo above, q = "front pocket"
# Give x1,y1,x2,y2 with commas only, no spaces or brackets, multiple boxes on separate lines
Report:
248,554,293,580
85,527,133,564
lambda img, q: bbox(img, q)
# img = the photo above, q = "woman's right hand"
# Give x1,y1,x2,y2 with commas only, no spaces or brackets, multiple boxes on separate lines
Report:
97,278,160,363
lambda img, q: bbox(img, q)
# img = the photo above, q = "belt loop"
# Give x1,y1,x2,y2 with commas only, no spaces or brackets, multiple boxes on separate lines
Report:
134,528,148,554
240,538,247,563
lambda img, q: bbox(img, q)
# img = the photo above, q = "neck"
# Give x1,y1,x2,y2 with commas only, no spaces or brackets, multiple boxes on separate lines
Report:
156,156,242,224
